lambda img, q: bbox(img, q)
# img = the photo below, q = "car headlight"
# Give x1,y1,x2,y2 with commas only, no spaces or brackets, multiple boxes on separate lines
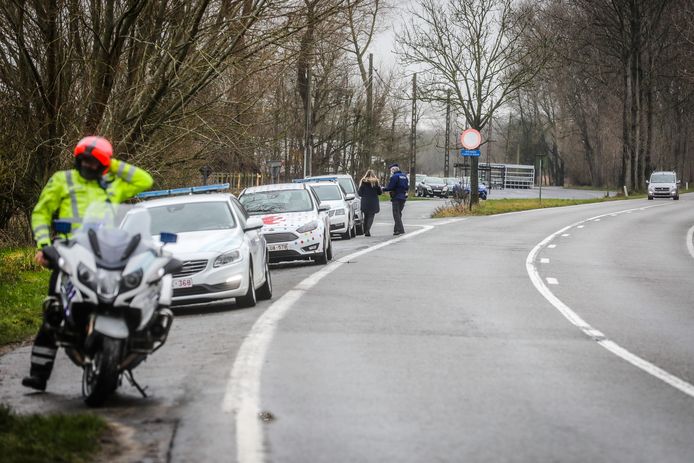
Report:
77,263,97,291
120,268,143,291
296,221,319,233
334,208,346,216
214,250,242,267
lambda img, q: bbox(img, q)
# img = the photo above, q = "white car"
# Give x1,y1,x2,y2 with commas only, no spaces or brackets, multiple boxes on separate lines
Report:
239,183,333,265
305,181,356,239
303,174,364,235
125,192,272,309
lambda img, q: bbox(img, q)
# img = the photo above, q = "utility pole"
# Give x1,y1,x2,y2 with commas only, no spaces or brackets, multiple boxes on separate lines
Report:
365,53,373,172
303,67,312,178
486,101,493,187
409,73,417,195
444,90,451,178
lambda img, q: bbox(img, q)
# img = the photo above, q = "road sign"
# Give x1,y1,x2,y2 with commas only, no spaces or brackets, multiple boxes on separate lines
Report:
460,128,482,149
460,149,481,157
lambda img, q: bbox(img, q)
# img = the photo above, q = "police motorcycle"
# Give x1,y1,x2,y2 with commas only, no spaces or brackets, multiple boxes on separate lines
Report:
41,202,181,406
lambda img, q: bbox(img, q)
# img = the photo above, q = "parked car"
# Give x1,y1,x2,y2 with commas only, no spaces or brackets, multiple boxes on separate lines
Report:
239,183,333,265
442,177,459,198
305,180,356,239
417,176,447,197
647,171,680,200
301,174,364,234
127,191,272,308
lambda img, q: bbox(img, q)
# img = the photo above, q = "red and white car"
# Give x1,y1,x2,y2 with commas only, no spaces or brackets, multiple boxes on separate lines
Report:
239,183,333,265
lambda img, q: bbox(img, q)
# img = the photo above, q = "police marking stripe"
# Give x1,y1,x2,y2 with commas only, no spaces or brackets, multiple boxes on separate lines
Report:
65,171,80,221
125,165,135,182
33,224,49,234
32,346,57,356
117,161,126,177
30,355,53,365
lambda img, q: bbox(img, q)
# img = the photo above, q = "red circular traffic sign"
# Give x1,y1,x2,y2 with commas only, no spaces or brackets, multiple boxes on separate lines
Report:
460,128,482,150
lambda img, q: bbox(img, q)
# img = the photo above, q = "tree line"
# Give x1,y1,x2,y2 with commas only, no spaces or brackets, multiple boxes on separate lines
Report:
1,0,693,241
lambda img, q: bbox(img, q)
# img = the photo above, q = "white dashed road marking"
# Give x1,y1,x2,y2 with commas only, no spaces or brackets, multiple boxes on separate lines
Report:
541,258,550,264
527,203,694,399
548,244,557,249
687,225,694,260
546,277,558,285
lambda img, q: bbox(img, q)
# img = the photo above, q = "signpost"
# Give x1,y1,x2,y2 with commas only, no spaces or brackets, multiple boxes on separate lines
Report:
460,149,481,157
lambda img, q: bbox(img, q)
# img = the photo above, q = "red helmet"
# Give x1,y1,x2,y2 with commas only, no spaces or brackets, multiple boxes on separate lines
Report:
73,136,112,173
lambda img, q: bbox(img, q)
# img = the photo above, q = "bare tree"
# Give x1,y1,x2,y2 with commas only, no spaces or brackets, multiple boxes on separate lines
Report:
395,0,548,204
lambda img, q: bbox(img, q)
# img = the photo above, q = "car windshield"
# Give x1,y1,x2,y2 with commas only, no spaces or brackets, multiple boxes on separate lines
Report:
240,189,313,215
144,201,236,234
650,173,675,183
311,184,342,201
444,178,458,185
337,178,355,194
425,177,443,184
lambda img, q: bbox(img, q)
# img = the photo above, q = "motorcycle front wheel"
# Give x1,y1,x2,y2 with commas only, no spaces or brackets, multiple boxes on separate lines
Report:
82,336,122,407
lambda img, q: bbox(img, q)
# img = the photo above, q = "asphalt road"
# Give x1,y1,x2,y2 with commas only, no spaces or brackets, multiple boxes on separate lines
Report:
1,194,693,462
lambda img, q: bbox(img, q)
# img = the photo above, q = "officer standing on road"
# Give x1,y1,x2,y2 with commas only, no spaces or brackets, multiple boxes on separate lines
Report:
22,136,154,391
382,163,408,236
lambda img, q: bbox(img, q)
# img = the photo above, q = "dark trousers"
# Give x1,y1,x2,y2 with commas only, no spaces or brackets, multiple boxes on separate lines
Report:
391,199,406,234
29,269,59,380
363,212,376,235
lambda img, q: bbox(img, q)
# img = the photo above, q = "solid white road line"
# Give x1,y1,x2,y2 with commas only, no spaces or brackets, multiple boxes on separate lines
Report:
687,225,694,260
224,219,465,463
527,203,694,399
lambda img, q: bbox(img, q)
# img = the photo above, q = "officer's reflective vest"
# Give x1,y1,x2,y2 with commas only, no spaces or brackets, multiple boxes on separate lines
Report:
31,159,154,248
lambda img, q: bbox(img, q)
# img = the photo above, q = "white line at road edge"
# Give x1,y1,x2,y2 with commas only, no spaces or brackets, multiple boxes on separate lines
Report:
686,225,694,259
223,219,464,463
526,204,694,399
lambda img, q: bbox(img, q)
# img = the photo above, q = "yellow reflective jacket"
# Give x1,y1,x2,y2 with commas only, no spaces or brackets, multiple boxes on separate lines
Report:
31,159,154,248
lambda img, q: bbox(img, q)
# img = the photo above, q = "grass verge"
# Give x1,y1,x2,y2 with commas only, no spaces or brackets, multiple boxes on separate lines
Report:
0,248,49,346
431,196,643,218
0,405,107,463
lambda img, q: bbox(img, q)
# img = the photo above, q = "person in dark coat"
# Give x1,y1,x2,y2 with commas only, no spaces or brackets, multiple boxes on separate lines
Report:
358,169,382,236
382,163,408,235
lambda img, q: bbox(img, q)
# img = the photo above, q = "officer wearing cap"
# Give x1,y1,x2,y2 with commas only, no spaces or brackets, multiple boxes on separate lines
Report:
382,163,408,235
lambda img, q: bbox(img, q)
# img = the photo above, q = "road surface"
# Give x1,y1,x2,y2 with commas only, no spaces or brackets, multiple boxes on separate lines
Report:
1,194,693,462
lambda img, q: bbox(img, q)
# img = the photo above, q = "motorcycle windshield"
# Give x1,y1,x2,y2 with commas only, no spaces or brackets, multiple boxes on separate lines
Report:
75,202,154,269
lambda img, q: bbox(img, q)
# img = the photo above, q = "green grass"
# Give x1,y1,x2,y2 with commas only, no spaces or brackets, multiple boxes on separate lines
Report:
0,248,50,346
431,196,640,218
0,405,107,463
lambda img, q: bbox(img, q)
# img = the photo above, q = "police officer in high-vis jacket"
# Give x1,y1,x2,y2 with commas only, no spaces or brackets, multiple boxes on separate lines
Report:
22,136,154,391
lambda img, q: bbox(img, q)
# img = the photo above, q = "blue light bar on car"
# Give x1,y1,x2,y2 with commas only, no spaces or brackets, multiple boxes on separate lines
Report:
136,183,230,199
293,177,338,183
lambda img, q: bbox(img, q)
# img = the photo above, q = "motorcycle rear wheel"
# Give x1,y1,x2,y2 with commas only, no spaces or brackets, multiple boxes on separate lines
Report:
83,336,122,407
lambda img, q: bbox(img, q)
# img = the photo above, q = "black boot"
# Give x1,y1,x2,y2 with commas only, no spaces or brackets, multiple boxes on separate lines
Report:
22,375,47,391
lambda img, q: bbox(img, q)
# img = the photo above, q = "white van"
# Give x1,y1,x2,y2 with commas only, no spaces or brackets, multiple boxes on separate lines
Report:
647,171,680,200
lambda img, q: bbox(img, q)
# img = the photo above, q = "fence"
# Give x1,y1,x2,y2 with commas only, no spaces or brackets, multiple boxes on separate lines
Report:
454,162,535,189
208,172,264,190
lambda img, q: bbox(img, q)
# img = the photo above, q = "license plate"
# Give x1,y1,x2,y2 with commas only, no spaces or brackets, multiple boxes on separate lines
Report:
173,278,193,289
268,243,289,251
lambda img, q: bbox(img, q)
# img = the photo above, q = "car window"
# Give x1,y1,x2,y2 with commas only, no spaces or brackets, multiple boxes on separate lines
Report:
650,173,675,183
337,178,355,194
239,189,314,215
144,201,236,234
311,184,343,201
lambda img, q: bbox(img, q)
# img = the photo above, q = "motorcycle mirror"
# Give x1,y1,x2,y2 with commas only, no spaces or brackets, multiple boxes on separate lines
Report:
160,232,178,244
163,258,183,275
53,220,72,235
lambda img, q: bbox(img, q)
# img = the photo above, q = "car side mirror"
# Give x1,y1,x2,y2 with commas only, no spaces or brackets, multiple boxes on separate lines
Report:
318,204,330,212
677,180,681,184
345,193,355,201
245,217,264,231
646,180,649,184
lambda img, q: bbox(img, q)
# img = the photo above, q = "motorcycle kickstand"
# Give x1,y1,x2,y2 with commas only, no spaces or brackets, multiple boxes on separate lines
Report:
123,369,148,398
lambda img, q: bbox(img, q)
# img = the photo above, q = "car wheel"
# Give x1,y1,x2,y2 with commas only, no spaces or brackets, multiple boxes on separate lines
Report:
256,259,272,301
674,195,680,200
326,237,333,260
236,265,257,308
350,221,356,238
648,196,653,200
356,215,364,236
341,221,351,240
315,239,329,265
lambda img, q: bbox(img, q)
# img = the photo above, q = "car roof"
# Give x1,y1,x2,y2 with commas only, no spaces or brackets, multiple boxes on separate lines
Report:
242,183,308,193
137,193,233,207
